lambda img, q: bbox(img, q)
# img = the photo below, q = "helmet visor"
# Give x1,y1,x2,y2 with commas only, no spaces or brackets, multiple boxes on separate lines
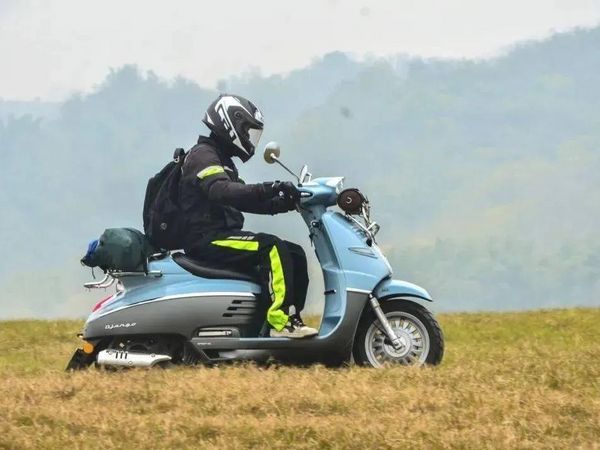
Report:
247,127,263,149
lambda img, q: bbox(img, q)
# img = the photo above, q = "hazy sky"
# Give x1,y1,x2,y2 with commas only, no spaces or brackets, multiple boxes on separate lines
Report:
2,0,600,101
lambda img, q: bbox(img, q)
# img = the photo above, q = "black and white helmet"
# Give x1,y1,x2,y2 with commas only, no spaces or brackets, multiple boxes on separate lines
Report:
203,94,264,162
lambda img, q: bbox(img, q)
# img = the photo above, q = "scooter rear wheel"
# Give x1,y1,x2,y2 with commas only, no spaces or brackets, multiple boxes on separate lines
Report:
353,299,444,367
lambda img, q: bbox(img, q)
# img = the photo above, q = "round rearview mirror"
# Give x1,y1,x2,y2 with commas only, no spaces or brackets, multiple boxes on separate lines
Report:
263,141,281,164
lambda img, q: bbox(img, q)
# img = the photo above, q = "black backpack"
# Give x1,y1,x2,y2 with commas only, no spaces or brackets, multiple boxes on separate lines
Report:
143,148,187,250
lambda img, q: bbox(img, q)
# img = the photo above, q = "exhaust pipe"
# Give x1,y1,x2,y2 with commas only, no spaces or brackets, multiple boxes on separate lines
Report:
96,349,172,368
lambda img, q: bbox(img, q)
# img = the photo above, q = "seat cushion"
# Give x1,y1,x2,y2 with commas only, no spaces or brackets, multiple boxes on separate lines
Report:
172,252,257,283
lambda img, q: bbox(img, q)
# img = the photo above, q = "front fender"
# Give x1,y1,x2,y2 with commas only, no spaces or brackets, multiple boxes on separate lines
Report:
373,278,433,302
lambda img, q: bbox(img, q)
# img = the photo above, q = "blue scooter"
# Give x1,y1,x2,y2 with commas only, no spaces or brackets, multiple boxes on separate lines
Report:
67,142,444,369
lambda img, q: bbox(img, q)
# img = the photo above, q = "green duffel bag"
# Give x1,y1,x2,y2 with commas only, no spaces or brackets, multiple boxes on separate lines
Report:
81,228,156,273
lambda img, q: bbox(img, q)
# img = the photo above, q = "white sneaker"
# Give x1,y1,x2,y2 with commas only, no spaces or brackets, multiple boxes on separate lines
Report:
270,314,318,338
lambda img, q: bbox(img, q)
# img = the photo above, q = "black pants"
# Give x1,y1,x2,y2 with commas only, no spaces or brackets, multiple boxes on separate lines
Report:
187,231,309,331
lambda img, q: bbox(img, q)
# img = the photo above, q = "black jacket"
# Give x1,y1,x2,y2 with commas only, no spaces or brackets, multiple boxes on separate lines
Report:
179,135,273,247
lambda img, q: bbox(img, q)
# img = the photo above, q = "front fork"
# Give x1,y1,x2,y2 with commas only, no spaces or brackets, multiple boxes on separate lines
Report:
369,294,403,350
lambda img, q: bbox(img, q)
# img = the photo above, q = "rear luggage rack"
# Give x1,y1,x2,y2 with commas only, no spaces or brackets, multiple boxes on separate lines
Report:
84,274,116,289
84,254,164,289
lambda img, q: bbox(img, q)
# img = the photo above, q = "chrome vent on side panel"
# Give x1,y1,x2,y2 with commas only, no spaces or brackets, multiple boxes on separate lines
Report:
223,298,258,318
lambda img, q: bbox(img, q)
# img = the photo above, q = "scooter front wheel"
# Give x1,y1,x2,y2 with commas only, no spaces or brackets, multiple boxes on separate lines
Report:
353,299,444,367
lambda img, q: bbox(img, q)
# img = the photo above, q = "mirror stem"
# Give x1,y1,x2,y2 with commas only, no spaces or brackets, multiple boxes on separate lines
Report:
271,155,300,182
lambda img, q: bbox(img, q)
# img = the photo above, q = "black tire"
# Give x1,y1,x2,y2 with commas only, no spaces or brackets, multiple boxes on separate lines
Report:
353,299,444,367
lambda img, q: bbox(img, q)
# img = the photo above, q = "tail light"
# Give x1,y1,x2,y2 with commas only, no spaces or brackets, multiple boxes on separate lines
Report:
92,295,114,312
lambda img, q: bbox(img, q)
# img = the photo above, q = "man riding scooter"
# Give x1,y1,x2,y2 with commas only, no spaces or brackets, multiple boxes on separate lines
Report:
179,94,318,338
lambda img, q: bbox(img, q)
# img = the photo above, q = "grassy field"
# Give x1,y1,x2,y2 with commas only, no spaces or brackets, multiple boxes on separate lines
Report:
0,309,599,449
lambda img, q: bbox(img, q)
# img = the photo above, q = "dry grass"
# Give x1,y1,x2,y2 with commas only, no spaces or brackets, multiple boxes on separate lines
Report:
0,309,599,449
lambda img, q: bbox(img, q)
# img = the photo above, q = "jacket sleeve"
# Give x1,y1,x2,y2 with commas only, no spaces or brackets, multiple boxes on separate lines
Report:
207,179,275,214
189,148,273,213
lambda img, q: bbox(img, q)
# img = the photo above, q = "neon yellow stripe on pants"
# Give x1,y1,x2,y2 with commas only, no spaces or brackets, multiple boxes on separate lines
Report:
210,239,289,331
267,246,288,331
211,240,259,251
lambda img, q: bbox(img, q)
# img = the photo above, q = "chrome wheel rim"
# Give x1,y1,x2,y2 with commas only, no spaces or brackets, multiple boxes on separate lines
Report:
364,311,430,367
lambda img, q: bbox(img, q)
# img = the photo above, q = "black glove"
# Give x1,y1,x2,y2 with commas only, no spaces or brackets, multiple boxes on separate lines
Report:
277,181,300,201
269,192,297,214
260,181,300,201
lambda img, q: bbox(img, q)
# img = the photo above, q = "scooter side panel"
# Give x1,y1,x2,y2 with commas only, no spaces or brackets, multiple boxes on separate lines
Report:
89,257,261,322
85,256,263,339
94,273,260,318
84,292,263,339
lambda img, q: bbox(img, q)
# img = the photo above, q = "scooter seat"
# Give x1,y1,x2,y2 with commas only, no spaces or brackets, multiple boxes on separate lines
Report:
172,252,257,283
